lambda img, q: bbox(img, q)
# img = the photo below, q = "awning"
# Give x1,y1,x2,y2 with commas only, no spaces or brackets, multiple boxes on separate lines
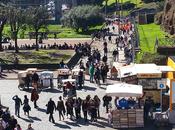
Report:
115,64,162,78
106,83,143,97
158,66,175,72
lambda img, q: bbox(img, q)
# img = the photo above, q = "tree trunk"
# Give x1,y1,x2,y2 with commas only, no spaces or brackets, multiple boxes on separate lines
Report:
105,0,108,16
35,30,39,51
14,32,19,53
0,31,2,51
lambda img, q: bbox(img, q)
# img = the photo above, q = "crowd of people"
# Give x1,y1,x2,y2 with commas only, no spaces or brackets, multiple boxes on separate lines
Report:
0,92,114,130
1,42,90,52
46,95,102,123
0,106,34,130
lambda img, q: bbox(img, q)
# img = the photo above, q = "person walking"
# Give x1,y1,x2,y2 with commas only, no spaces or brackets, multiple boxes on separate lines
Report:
25,73,31,90
23,95,31,116
74,97,82,119
46,98,56,123
112,49,119,62
94,66,101,86
94,95,101,118
56,96,65,121
82,97,89,122
103,46,108,57
89,64,95,83
31,88,39,108
32,72,39,84
78,70,83,89
103,95,112,113
65,98,74,120
89,99,97,122
12,95,22,117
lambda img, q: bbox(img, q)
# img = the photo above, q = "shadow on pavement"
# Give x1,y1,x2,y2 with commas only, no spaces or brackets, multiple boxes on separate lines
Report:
54,122,71,129
28,116,42,121
64,120,81,127
41,88,62,93
83,86,96,91
37,107,47,113
89,121,105,128
19,117,34,123
99,86,106,90
75,118,88,126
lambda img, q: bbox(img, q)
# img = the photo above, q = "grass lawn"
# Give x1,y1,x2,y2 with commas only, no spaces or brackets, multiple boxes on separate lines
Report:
3,24,103,39
105,0,142,6
0,50,74,64
136,23,166,62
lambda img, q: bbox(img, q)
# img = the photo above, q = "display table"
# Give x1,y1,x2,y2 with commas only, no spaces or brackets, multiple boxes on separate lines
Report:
112,109,144,128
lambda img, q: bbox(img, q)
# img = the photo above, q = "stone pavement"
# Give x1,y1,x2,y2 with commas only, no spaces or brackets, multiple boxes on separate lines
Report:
0,79,114,130
0,79,173,130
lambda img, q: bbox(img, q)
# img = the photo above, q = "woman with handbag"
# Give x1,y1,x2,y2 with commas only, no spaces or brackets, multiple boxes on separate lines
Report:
23,95,31,117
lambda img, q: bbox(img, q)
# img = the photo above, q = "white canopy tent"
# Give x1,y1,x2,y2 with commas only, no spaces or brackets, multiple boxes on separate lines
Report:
106,83,143,97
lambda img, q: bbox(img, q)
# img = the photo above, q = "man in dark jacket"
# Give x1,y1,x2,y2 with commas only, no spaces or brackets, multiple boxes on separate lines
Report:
46,98,56,123
32,72,39,84
57,96,65,121
103,95,112,113
12,95,22,117
82,99,88,122
78,70,84,89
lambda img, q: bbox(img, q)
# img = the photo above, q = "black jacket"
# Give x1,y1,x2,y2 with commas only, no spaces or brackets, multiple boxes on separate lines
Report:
47,100,56,114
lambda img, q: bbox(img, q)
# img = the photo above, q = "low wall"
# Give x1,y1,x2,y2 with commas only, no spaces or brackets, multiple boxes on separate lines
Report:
157,47,175,55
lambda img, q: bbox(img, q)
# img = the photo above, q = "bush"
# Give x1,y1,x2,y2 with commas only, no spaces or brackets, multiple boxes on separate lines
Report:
140,52,167,65
61,5,104,32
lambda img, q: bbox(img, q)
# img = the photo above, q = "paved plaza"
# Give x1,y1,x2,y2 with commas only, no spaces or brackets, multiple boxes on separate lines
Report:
0,79,173,130
0,79,114,130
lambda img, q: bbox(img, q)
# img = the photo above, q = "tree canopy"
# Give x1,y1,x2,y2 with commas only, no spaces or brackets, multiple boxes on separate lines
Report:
77,0,104,6
61,5,104,32
26,6,50,51
7,5,26,53
0,5,8,51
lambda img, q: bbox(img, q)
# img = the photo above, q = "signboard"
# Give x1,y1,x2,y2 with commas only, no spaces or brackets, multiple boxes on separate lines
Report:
137,73,162,78
157,80,166,89
170,80,175,111
121,75,138,84
138,79,160,89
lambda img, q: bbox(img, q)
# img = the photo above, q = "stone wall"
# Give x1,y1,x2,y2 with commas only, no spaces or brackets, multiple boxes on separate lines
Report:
162,0,175,35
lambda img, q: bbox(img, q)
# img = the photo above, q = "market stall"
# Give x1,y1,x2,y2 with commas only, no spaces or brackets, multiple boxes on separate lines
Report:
113,64,175,87
106,83,144,128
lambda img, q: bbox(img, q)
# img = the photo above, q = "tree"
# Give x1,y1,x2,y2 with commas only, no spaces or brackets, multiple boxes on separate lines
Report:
7,6,26,53
26,6,49,51
0,5,7,51
104,0,108,16
61,5,104,32
77,0,104,6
